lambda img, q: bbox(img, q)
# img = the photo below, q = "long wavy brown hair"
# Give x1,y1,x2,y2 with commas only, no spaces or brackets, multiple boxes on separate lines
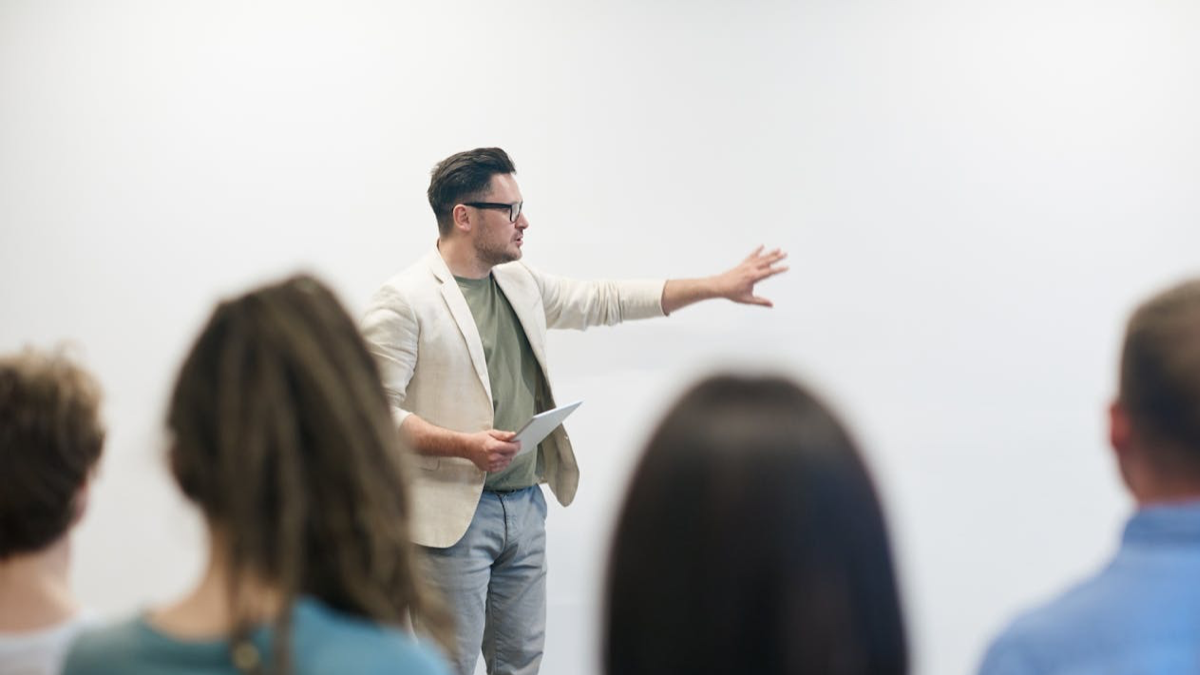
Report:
166,274,451,672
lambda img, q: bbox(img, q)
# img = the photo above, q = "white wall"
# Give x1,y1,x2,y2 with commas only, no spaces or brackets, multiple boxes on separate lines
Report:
2,1,1198,673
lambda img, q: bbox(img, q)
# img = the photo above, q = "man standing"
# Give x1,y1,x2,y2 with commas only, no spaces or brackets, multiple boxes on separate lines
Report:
361,147,786,675
978,279,1200,674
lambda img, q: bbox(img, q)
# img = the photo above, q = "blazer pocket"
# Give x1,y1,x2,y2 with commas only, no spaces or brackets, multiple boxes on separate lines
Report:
416,455,440,471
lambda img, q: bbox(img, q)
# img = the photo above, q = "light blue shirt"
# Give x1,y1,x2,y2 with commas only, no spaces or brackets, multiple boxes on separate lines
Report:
62,596,450,675
979,502,1200,675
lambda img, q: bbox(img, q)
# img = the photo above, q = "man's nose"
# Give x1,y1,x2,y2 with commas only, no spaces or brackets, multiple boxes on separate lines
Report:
515,213,529,229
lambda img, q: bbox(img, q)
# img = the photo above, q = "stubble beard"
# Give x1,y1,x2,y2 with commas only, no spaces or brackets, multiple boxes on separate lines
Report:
475,237,520,267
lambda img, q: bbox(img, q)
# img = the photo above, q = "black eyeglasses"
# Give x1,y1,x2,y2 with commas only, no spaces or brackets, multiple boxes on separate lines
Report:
464,201,523,223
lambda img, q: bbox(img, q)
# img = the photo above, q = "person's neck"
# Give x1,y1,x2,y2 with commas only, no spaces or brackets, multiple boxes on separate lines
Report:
0,537,79,632
1130,460,1200,507
1136,485,1200,507
438,238,493,280
149,541,283,639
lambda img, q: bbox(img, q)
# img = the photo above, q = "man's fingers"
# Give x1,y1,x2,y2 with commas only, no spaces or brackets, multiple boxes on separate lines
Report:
488,444,519,472
751,264,789,281
732,292,773,307
744,247,787,270
754,250,787,267
490,441,520,458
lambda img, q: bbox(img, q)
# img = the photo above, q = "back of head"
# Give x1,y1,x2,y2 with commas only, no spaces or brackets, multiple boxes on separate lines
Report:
0,349,104,560
427,147,516,236
604,375,907,675
1120,278,1200,474
166,274,447,647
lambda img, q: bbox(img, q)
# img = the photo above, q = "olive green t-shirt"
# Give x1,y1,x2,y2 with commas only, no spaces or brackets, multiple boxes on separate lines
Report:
455,274,545,490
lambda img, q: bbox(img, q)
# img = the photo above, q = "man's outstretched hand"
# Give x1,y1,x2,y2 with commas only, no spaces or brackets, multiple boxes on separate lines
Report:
661,245,789,315
713,245,789,307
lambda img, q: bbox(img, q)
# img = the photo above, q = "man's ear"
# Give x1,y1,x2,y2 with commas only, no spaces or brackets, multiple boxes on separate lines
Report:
1110,399,1133,456
452,204,473,234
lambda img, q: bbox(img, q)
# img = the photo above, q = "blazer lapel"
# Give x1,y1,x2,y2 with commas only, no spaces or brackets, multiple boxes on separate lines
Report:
427,249,493,406
492,265,551,379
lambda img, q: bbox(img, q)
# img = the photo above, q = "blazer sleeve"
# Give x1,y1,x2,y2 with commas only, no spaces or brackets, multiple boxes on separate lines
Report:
524,264,666,330
360,285,420,429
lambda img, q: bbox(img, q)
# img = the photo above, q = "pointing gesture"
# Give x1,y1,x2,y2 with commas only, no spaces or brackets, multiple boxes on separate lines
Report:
716,245,789,307
661,245,790,315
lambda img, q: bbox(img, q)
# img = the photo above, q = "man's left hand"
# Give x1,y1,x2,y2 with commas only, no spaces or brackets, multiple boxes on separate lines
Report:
660,245,789,315
713,246,789,307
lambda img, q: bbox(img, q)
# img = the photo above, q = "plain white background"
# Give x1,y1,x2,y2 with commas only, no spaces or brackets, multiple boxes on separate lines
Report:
2,1,1198,673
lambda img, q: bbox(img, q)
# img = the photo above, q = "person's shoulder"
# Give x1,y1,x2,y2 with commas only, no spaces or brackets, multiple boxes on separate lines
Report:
327,635,449,675
978,605,1057,675
978,567,1121,675
292,601,450,675
375,251,443,293
302,631,448,675
365,258,442,319
494,259,538,277
60,616,147,675
493,260,547,294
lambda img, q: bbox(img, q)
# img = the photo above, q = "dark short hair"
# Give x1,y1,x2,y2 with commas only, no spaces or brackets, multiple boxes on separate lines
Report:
604,375,907,675
1120,278,1200,465
427,147,516,236
0,349,104,559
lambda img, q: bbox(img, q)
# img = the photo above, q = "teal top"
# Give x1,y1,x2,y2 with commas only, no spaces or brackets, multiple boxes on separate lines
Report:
455,273,546,491
62,597,450,675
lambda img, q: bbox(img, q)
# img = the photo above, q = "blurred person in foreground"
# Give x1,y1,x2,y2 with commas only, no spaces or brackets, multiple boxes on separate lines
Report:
0,349,104,675
979,278,1200,674
604,374,908,675
63,275,452,675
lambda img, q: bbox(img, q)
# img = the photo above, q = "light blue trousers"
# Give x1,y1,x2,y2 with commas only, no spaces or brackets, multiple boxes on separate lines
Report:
422,486,548,675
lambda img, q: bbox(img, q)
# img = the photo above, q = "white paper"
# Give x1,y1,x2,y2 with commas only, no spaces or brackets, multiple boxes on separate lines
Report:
512,400,582,456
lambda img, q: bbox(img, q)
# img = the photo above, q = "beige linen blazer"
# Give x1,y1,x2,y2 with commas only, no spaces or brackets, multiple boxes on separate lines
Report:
361,248,665,548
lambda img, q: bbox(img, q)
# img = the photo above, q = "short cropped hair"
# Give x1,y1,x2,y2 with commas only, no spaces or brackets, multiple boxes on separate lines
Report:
427,147,516,237
1120,278,1200,464
0,349,104,559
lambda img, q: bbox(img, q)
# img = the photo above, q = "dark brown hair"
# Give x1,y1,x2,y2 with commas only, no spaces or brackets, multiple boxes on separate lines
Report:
0,349,104,559
167,274,451,671
604,375,907,675
1120,278,1200,466
427,147,516,236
